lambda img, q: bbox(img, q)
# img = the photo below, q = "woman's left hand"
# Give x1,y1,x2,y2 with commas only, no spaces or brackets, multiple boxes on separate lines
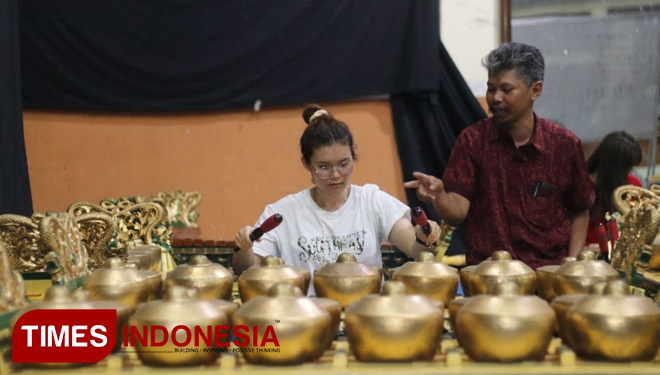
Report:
414,220,441,248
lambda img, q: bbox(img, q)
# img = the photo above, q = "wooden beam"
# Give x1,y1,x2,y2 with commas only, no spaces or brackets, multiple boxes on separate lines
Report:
501,0,512,43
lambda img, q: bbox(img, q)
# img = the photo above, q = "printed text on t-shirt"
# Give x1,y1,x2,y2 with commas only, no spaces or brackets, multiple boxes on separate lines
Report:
297,230,366,263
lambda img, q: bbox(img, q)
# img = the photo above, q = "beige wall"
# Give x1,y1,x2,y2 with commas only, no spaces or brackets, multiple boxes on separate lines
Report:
441,0,500,97
23,100,407,240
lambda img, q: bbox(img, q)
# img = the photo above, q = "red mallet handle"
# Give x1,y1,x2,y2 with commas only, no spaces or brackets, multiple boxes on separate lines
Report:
250,213,284,241
607,219,619,244
412,206,431,235
235,214,283,252
595,224,608,254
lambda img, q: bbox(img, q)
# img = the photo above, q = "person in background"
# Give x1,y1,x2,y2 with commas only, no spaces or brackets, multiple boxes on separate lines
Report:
233,104,441,295
405,42,594,269
585,131,643,246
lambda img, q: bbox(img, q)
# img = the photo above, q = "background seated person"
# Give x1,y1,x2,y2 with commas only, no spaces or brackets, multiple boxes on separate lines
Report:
585,130,643,247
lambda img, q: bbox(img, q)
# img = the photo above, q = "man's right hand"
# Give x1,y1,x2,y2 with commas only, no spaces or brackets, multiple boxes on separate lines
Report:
403,171,445,203
235,225,255,251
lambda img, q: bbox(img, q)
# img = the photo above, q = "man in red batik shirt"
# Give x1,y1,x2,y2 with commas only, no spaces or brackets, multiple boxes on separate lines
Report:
405,42,594,269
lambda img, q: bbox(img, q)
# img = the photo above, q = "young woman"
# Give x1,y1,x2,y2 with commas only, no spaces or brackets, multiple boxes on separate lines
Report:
585,130,643,246
233,104,440,295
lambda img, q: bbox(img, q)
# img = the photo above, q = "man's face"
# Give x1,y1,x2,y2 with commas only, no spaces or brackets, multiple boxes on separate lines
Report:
486,69,542,130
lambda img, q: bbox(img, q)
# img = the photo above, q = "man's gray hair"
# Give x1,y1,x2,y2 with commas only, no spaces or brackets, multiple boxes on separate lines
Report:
482,42,545,87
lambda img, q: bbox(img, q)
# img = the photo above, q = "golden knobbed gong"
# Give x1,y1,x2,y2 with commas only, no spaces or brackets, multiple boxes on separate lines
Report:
344,281,444,362
126,251,153,271
468,251,536,295
83,257,151,312
129,286,228,366
166,254,233,300
125,263,163,301
550,281,606,348
392,251,459,304
233,283,331,365
313,252,381,308
456,282,555,362
238,255,306,302
536,257,575,301
535,264,560,301
552,250,619,297
127,245,162,272
566,280,660,361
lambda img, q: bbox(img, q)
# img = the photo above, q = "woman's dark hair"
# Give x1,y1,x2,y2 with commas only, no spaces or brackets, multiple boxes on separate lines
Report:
586,131,642,218
300,104,357,164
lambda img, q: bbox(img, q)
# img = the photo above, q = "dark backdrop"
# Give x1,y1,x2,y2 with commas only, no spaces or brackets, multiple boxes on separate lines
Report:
392,43,487,255
19,0,440,111
1,0,32,215
392,43,486,221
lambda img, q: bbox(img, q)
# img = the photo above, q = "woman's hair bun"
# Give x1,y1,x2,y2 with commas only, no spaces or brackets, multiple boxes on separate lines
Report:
302,104,325,125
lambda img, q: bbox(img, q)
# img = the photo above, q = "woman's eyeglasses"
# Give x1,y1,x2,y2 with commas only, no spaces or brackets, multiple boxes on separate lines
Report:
312,159,354,179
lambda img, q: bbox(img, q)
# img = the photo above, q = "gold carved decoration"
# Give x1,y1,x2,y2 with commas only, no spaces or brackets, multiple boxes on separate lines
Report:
75,213,116,269
0,211,115,272
152,190,202,227
99,196,147,215
68,199,171,253
0,214,43,271
612,185,660,219
67,201,106,216
0,241,27,313
115,202,165,245
611,202,660,282
650,183,660,196
39,213,91,285
611,185,660,280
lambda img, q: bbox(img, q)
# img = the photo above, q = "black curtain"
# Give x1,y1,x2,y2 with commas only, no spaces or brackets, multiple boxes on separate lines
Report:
19,0,440,111
391,42,486,253
0,0,32,215
12,0,483,230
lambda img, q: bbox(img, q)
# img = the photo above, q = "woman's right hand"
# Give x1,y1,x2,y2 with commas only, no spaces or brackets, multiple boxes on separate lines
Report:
414,219,441,248
235,225,255,251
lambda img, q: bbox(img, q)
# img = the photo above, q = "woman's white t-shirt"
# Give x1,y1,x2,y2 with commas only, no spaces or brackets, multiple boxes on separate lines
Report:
251,184,409,295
